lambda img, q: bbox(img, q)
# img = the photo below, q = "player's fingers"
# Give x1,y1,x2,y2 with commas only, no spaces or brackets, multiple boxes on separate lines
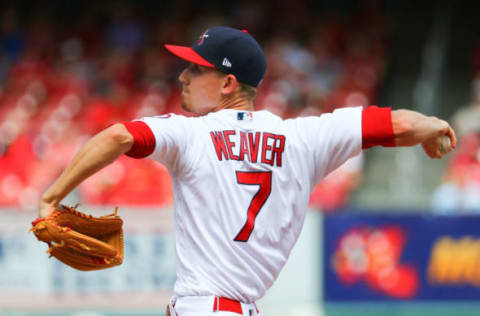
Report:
438,120,456,148
421,142,436,159
421,142,430,157
431,142,443,159
447,126,457,149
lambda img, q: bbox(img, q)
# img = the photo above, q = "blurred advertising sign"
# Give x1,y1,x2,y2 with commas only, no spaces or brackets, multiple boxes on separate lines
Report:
324,213,480,301
0,208,176,310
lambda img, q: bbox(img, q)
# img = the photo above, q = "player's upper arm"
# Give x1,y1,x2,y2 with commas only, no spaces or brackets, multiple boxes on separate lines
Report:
292,105,396,185
291,107,363,184
121,114,192,172
122,121,155,158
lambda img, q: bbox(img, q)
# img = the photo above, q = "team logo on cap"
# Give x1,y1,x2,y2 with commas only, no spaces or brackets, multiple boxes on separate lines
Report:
198,30,209,45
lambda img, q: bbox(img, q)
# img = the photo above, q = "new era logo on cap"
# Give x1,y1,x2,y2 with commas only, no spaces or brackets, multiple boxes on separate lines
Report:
164,26,267,87
222,58,232,68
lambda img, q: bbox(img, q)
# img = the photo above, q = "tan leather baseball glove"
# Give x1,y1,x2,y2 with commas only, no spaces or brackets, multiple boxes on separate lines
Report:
30,204,124,271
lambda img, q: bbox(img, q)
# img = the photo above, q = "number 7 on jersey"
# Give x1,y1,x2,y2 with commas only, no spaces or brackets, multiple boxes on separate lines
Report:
234,171,272,242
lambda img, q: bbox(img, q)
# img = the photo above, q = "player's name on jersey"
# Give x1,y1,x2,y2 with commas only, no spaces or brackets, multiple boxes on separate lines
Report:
209,130,286,167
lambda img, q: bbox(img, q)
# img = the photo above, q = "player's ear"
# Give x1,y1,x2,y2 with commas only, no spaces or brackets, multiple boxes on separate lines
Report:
221,74,239,95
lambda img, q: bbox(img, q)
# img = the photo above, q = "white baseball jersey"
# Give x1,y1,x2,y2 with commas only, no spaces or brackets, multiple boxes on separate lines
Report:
129,107,365,303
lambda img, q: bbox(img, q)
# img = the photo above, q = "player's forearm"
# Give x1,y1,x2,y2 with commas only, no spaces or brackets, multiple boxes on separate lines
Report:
41,123,134,207
391,109,453,146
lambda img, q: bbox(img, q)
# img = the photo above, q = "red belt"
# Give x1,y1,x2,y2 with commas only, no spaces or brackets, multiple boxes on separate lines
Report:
167,297,259,315
213,297,243,314
213,297,259,315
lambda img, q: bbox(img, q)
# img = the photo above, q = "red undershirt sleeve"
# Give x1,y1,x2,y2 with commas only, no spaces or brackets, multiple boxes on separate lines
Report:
362,106,395,149
122,121,156,158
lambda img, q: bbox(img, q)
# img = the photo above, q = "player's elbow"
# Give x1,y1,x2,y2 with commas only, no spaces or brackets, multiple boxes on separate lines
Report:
105,123,135,150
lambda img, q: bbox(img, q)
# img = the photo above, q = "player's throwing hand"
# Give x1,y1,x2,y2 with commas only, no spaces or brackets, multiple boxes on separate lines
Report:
419,117,456,159
421,131,456,159
391,110,456,159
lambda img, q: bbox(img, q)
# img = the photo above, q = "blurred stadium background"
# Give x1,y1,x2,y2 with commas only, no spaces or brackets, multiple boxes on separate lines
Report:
1,0,480,315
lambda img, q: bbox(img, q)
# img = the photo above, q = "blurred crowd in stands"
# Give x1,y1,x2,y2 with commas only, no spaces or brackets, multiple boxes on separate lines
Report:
432,52,480,214
0,0,389,211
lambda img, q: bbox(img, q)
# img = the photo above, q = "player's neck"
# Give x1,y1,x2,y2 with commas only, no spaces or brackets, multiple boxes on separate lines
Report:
216,95,254,112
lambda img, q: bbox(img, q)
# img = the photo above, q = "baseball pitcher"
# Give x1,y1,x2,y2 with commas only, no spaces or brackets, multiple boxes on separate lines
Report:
37,27,456,315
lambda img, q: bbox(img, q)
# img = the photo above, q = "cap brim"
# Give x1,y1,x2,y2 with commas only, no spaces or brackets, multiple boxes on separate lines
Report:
164,44,215,68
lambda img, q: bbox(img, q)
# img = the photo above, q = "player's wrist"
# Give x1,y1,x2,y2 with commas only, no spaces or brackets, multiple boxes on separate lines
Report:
40,191,58,205
39,192,61,217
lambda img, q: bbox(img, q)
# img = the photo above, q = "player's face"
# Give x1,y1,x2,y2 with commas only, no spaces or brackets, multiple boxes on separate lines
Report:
178,64,225,115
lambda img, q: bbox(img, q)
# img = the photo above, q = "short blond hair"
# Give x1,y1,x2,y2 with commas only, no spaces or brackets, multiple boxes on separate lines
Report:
238,82,257,100
214,69,257,101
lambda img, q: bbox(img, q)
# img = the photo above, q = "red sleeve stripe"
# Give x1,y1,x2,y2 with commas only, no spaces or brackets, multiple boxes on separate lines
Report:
122,121,156,158
361,106,395,149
